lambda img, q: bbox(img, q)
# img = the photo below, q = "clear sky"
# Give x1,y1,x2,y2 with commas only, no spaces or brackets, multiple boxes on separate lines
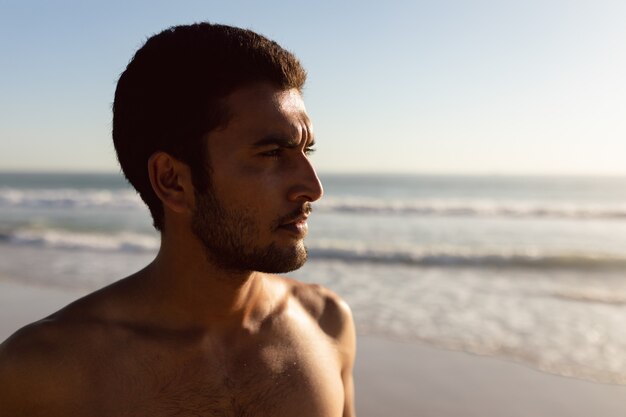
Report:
1,0,625,175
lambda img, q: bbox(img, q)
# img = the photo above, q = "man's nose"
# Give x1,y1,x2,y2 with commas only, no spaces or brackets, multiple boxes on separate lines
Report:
287,156,324,203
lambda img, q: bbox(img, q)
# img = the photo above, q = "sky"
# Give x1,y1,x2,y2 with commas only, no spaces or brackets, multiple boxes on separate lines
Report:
1,0,626,175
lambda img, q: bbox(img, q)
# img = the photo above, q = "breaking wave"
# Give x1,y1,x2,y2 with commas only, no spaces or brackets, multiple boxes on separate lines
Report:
3,188,626,220
317,197,626,219
0,188,142,209
0,228,159,252
307,243,626,270
2,228,626,270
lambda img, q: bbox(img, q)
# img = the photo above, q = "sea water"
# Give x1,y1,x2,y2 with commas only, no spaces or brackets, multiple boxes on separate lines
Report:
2,172,626,384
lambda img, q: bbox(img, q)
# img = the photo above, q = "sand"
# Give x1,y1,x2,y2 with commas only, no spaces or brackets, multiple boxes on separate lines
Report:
2,279,626,416
355,336,626,417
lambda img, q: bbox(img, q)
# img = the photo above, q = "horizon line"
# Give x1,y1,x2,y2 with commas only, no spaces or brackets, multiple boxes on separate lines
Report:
3,169,626,178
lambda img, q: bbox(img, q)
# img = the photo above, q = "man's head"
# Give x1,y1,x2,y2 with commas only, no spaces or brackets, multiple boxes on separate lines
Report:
113,23,307,231
188,83,322,273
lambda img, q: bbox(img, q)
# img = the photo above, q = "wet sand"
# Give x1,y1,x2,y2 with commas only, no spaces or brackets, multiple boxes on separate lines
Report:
355,336,626,417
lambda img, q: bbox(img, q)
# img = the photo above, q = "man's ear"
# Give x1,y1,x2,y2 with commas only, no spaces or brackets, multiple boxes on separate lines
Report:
147,152,194,214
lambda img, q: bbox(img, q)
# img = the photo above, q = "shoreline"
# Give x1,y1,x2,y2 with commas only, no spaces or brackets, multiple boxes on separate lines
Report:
2,279,626,416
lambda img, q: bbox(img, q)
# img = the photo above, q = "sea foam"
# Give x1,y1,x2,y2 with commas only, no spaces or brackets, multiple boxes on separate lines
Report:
4,187,626,219
0,188,142,209
1,228,159,252
3,227,626,271
317,196,626,219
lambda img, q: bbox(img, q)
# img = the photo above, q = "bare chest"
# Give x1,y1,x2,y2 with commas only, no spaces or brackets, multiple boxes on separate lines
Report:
85,334,344,417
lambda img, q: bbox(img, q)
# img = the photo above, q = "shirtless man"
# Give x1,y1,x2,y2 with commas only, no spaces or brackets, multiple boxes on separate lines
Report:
0,23,356,416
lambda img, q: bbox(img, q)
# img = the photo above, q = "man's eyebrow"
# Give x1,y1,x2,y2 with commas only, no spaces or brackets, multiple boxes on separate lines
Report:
252,134,315,148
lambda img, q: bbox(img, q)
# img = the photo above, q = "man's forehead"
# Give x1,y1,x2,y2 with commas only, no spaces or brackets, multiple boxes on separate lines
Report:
216,83,313,141
275,89,307,114
205,82,313,152
226,84,306,118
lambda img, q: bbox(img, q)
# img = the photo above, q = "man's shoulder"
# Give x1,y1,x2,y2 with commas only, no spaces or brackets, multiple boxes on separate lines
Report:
1,284,122,354
0,314,91,415
0,283,131,408
269,275,354,342
0,290,112,365
273,275,357,387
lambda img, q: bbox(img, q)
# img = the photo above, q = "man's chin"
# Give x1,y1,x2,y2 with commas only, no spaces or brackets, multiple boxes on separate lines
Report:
207,242,309,274
254,243,308,274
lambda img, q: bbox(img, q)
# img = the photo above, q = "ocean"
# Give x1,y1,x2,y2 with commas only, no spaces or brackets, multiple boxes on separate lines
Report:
2,172,626,384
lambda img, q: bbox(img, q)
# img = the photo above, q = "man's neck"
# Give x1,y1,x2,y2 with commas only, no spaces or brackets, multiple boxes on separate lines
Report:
131,232,276,333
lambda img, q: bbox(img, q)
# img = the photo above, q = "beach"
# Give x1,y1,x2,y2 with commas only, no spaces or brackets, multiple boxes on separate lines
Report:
2,279,626,417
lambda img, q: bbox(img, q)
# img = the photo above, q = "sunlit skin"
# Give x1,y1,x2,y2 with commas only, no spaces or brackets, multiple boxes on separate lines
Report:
0,83,356,417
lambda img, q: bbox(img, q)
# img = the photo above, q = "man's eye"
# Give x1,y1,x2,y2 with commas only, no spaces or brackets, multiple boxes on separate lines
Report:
304,147,316,156
261,148,282,157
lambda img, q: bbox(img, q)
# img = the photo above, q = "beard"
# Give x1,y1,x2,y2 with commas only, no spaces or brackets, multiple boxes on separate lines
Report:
190,185,308,274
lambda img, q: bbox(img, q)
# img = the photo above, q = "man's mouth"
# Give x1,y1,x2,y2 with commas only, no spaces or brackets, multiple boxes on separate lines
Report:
276,204,312,236
278,217,308,236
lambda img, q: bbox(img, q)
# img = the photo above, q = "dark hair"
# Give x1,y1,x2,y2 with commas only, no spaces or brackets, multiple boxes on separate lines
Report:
113,23,307,231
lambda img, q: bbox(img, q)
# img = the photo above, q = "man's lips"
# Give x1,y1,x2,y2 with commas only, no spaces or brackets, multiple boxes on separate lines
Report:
276,205,312,236
281,212,308,225
278,214,309,236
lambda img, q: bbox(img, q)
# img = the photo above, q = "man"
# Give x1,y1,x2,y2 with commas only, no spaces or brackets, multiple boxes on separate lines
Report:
0,23,356,416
